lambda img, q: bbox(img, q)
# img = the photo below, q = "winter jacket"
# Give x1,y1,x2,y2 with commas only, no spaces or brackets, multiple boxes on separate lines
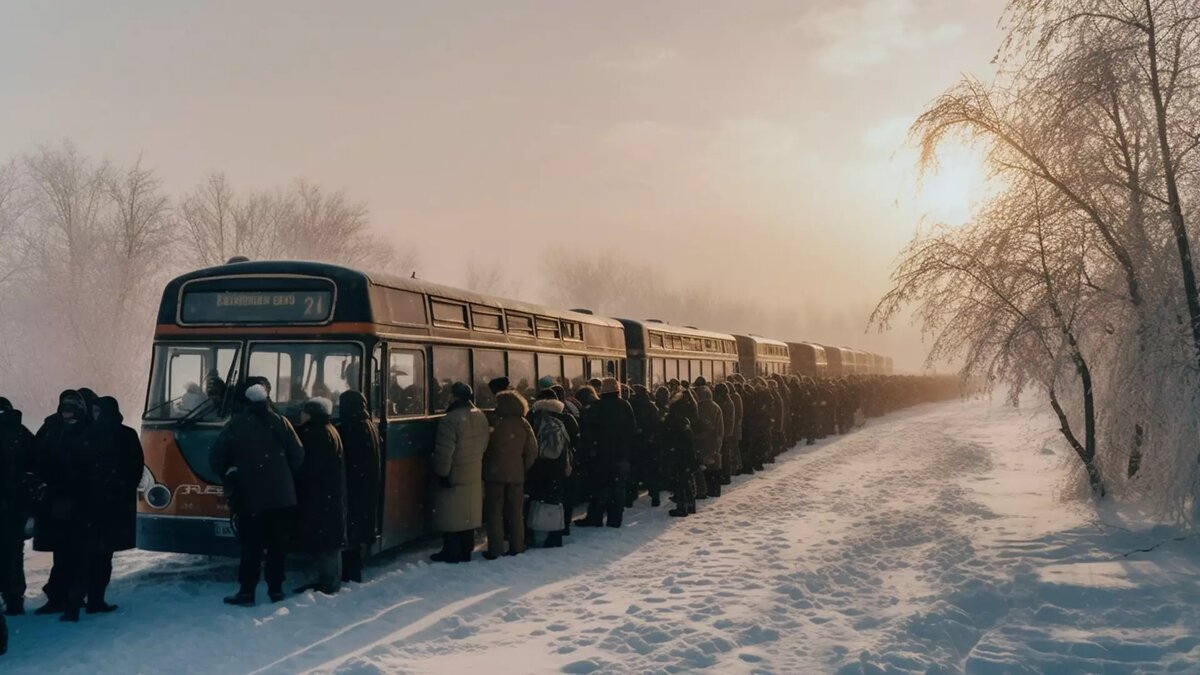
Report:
79,398,144,552
33,415,90,552
729,389,744,442
483,392,537,484
694,386,725,468
661,402,696,481
294,415,347,552
335,391,381,547
431,399,490,532
0,410,35,529
629,387,660,468
526,400,576,502
209,401,305,515
579,392,637,481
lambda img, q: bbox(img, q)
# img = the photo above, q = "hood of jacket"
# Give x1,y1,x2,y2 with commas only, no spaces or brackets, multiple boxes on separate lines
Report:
695,385,714,403
495,390,529,418
339,390,369,421
533,398,565,415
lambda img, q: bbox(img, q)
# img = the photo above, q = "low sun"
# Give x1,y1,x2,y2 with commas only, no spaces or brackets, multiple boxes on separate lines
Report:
915,141,989,227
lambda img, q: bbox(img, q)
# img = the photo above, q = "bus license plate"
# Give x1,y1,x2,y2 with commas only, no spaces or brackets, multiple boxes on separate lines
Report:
214,521,235,538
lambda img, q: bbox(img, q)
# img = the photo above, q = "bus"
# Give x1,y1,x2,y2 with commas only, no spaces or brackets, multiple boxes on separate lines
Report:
786,341,827,378
618,319,739,388
733,334,791,377
822,345,849,377
137,260,626,555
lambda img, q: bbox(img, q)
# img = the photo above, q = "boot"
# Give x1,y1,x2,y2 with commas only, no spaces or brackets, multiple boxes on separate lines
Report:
34,599,65,616
668,506,688,517
223,592,256,607
430,534,457,563
86,602,118,614
60,607,81,622
650,493,661,507
687,501,697,515
0,613,7,656
268,590,286,603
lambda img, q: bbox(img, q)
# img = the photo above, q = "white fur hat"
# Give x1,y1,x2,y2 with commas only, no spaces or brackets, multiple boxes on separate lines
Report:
303,397,334,417
245,384,269,402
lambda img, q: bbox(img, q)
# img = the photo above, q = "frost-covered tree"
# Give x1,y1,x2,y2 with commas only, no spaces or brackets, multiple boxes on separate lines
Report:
880,0,1200,513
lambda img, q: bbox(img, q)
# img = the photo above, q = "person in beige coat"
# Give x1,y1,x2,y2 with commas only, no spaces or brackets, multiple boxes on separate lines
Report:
430,383,490,563
483,391,538,559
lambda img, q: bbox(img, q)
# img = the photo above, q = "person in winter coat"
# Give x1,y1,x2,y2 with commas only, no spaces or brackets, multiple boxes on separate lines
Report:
576,378,637,528
693,381,725,499
483,391,537,559
430,383,490,563
293,397,347,595
627,385,660,507
662,394,697,517
210,384,305,606
651,386,672,506
713,384,737,487
32,390,91,616
61,397,143,620
335,391,380,584
527,390,578,547
0,398,34,617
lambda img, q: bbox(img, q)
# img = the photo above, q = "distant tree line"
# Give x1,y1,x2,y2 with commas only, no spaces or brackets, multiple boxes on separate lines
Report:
0,142,418,418
875,0,1200,513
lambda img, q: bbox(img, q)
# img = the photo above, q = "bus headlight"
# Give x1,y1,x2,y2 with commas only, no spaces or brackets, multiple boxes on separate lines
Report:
146,484,172,510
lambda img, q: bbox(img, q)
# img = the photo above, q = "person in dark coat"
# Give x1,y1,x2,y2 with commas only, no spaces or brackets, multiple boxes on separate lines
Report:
293,397,347,594
575,378,637,528
210,384,304,606
714,383,737,487
60,397,143,620
527,390,579,547
32,390,91,616
0,398,34,617
335,391,380,584
652,386,672,505
483,391,537,559
627,385,660,507
662,394,697,517
696,381,720,497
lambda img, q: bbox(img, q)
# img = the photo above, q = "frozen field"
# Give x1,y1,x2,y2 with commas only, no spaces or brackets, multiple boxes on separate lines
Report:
8,399,1200,674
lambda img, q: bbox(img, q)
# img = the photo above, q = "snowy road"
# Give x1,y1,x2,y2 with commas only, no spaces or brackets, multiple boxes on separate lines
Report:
9,400,1200,674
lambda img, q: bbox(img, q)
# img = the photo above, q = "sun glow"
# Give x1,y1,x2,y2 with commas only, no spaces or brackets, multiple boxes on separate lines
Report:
915,141,990,227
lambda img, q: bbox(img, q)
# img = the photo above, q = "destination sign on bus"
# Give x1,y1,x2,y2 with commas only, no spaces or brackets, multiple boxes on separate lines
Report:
181,290,333,324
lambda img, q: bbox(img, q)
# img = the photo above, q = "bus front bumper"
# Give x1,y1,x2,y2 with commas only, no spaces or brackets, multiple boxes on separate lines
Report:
137,514,240,557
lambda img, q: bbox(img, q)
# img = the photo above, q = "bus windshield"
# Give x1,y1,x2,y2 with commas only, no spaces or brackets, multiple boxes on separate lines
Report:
247,342,363,418
145,342,242,420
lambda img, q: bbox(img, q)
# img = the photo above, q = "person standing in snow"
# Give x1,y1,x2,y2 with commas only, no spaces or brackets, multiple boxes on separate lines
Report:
482,391,537,559
430,383,489,563
663,393,697,517
292,397,347,594
692,379,725,499
527,390,578,548
627,384,660,507
210,384,304,606
336,391,380,584
64,397,143,619
0,398,34,618
31,390,91,617
713,383,737,487
575,378,637,529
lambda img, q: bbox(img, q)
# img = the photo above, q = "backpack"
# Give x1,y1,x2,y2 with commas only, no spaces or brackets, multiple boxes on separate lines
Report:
535,413,570,461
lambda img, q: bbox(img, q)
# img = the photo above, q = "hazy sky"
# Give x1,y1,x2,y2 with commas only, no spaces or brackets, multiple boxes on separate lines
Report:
0,0,1003,371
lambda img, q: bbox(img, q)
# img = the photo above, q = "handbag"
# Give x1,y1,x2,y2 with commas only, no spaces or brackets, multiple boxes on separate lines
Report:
527,499,564,532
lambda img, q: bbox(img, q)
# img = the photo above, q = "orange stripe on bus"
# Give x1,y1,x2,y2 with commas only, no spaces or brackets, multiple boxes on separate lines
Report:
155,322,381,336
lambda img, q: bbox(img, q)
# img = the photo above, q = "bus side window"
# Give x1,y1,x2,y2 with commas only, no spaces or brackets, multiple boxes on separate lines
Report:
388,349,426,417
431,346,469,412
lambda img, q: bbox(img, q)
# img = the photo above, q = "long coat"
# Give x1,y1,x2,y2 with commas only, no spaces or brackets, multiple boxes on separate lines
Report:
33,415,90,552
209,402,304,515
336,391,381,547
431,400,490,533
81,401,144,552
0,411,35,531
694,386,725,468
483,392,537,484
294,416,347,552
714,388,737,470
579,393,637,483
661,405,696,481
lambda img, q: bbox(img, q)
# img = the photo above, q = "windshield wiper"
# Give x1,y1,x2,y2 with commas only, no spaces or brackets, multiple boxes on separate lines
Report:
145,394,187,419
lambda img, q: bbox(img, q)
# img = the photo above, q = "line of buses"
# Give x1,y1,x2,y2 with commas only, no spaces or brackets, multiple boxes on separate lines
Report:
138,260,897,555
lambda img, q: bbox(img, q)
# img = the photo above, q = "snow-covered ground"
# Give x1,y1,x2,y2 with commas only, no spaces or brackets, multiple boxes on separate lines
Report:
8,399,1200,674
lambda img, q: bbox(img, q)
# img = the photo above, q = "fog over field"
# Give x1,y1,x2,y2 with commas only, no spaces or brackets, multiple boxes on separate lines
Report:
0,0,1003,418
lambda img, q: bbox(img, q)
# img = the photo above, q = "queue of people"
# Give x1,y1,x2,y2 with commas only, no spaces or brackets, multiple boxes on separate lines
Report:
0,390,144,655
423,371,961,563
